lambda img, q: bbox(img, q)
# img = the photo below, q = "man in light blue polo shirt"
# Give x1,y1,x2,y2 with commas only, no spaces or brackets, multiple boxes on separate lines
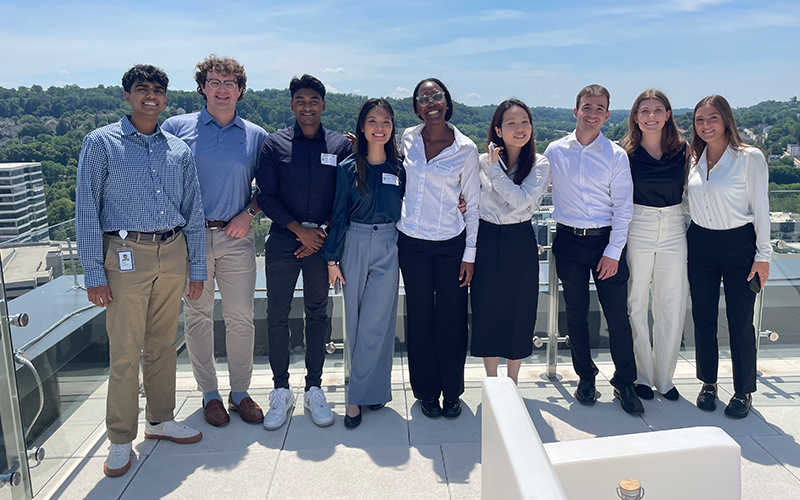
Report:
163,55,268,427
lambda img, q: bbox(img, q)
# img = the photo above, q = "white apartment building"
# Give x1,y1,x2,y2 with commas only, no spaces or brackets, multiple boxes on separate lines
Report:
0,162,48,243
786,143,800,158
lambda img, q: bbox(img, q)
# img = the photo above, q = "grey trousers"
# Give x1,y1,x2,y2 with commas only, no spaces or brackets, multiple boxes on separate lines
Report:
341,222,399,405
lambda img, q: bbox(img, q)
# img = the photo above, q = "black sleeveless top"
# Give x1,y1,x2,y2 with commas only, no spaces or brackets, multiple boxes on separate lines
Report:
629,142,686,207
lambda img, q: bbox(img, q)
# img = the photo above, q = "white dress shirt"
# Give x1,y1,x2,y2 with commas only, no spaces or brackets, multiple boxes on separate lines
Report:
543,131,633,260
686,145,772,262
398,122,480,262
478,153,550,225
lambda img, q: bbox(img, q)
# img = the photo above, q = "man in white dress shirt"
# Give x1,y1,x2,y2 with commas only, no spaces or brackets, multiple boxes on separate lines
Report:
543,84,643,415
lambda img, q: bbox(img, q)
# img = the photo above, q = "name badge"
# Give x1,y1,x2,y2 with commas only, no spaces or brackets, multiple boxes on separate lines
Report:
434,163,454,176
321,153,337,166
117,248,135,272
382,173,400,186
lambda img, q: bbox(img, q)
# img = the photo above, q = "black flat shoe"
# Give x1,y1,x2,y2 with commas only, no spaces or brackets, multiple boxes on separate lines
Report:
724,394,752,419
368,403,386,411
574,378,597,405
442,399,462,419
419,398,442,418
696,384,717,412
634,384,654,400
614,385,645,414
344,407,362,428
662,387,680,401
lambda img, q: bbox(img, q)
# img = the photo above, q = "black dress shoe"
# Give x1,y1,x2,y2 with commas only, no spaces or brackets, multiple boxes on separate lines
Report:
696,384,717,412
634,384,654,400
344,407,362,428
442,399,462,419
614,385,645,414
662,387,680,401
574,379,597,405
419,398,442,418
724,394,752,419
368,403,386,411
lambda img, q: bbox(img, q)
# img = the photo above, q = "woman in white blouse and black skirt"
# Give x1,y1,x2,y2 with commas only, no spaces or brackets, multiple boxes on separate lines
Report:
686,94,771,419
470,99,550,384
398,78,480,419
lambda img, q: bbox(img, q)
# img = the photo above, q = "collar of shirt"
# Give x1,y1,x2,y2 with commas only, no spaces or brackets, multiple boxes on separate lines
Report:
696,145,735,174
291,121,326,140
120,115,167,139
200,106,245,130
406,122,472,158
564,129,609,151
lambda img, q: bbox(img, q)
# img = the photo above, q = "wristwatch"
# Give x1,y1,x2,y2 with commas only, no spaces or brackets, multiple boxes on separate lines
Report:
245,207,256,218
320,224,329,235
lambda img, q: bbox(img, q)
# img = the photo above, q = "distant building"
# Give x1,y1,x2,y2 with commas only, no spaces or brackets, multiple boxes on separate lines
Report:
786,144,800,158
0,162,48,243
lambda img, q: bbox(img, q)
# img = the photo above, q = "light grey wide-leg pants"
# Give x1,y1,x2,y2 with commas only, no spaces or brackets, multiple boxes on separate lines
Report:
341,222,399,405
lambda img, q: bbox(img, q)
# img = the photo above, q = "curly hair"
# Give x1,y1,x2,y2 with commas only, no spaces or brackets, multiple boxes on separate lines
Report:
194,54,247,101
122,64,168,93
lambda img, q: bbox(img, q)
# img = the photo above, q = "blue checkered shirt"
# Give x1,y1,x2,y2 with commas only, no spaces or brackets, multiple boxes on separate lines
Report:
76,116,206,287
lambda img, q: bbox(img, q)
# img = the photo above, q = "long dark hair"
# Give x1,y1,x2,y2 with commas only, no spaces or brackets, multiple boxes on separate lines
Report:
690,94,748,161
354,98,400,195
620,88,684,157
487,98,537,185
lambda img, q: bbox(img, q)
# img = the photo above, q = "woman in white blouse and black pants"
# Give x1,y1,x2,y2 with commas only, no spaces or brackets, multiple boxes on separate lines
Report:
398,78,480,419
686,95,771,419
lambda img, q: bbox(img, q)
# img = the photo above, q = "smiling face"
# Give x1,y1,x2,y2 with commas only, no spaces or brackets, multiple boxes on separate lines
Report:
203,69,241,118
415,81,448,125
362,106,393,147
635,98,670,137
694,103,727,148
290,87,325,129
124,79,166,121
574,94,610,140
495,105,532,150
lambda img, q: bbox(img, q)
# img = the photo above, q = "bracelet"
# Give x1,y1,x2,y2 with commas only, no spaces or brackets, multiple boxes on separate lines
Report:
327,262,339,267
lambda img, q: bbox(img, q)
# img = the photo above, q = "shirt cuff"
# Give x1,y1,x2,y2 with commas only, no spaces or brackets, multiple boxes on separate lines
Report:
189,265,208,282
602,244,623,261
462,246,476,263
84,267,108,288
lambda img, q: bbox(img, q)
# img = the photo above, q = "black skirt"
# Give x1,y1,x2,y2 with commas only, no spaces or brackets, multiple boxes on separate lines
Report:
470,219,539,359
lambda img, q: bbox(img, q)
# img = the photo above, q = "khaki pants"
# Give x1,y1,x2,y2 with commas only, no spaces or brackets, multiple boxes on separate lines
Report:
183,227,256,394
104,231,188,444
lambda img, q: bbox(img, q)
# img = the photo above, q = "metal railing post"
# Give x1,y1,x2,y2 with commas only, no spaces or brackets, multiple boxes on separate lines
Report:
546,226,560,380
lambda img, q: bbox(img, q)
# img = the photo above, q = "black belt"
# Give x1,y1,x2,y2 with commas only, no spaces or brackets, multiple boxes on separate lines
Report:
206,220,228,229
556,223,611,237
106,227,181,242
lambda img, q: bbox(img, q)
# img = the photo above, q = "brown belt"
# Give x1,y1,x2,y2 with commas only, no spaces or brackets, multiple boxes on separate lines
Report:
106,227,181,242
205,220,228,229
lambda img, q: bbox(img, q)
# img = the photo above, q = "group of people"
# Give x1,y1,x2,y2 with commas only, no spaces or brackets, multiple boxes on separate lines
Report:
75,55,771,478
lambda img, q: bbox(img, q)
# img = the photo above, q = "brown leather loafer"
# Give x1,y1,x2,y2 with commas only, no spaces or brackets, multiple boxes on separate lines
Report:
202,398,230,427
228,395,264,424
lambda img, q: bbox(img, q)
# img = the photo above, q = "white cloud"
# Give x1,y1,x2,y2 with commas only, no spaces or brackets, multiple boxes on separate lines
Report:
325,85,339,93
390,86,411,98
351,89,361,94
58,70,70,75
465,92,482,99
323,67,344,73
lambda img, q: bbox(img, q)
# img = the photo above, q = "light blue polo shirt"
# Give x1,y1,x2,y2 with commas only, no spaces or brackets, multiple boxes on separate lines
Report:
163,107,268,222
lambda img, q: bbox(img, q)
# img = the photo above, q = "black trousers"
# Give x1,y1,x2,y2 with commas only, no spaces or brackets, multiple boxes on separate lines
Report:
265,229,328,390
552,227,637,388
398,231,468,401
687,222,757,395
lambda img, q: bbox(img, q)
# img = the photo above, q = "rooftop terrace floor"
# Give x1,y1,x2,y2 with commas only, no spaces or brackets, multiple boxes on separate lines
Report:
16,347,800,500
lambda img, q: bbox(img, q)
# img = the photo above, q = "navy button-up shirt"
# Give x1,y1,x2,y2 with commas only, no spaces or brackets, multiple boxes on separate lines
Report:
255,122,352,235
162,107,267,221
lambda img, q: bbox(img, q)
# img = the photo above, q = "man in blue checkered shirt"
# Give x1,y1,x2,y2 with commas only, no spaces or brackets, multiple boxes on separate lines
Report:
75,64,207,478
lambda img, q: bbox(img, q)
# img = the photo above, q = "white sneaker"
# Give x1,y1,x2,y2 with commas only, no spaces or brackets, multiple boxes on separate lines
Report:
304,386,334,427
263,386,295,430
104,442,132,477
144,420,202,444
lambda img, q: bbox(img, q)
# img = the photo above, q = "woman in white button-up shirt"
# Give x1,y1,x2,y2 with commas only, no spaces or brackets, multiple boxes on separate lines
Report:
397,78,480,420
685,94,771,419
470,99,549,385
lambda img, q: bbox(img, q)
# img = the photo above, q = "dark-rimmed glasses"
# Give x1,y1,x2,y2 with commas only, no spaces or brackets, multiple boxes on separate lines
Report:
206,79,238,90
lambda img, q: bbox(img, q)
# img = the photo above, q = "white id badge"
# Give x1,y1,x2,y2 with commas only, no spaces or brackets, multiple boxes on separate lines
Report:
382,173,400,186
117,248,134,272
434,163,453,176
321,153,337,166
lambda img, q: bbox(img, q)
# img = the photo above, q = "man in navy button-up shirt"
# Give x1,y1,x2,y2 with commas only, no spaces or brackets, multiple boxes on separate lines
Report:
255,74,351,431
76,65,205,477
163,55,268,428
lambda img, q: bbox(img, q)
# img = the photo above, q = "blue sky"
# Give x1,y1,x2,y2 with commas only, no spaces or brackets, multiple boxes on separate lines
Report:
1,0,798,109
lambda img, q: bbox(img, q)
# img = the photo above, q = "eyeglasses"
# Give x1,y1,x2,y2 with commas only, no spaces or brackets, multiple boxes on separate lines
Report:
206,79,238,90
416,91,445,106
